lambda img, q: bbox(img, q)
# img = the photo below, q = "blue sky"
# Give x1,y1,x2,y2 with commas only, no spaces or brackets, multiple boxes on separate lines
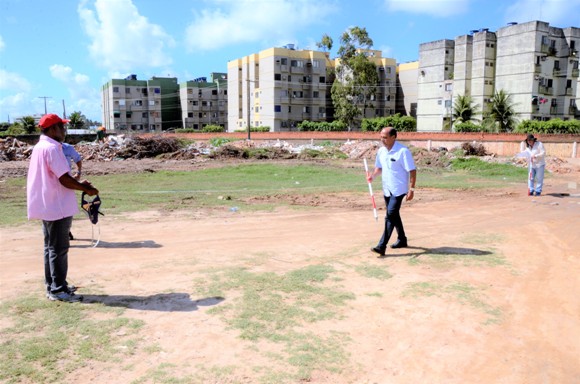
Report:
1,0,579,122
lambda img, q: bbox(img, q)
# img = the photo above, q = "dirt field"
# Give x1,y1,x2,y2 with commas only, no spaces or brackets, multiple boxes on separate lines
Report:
1,158,579,383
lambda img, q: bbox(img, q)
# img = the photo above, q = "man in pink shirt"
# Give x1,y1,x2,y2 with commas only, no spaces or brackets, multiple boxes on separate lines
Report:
27,114,99,302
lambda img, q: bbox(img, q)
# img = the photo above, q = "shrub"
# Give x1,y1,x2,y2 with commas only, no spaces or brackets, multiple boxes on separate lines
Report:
361,115,417,132
297,121,347,131
514,119,580,134
454,122,481,132
202,125,225,133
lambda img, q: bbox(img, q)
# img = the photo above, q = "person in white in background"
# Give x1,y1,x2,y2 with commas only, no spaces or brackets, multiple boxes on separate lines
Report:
521,134,546,196
62,142,83,240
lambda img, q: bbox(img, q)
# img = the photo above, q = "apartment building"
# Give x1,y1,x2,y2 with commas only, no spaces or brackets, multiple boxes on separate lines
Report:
417,20,580,131
180,73,228,130
101,75,181,132
227,45,397,132
396,61,419,118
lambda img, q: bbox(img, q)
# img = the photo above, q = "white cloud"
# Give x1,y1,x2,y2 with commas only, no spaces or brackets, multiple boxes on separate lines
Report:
78,0,175,72
0,35,5,51
184,0,337,51
385,0,469,17
49,64,101,119
0,69,32,92
504,0,580,26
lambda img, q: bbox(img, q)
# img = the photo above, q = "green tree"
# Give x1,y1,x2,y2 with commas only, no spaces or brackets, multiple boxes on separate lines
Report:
452,94,480,126
316,34,333,52
330,26,379,131
19,116,37,134
489,89,518,132
68,111,85,129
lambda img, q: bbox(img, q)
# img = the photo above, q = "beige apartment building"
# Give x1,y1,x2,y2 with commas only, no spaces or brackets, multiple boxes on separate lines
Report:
396,61,419,118
227,45,397,132
179,73,228,130
102,75,181,132
417,20,580,131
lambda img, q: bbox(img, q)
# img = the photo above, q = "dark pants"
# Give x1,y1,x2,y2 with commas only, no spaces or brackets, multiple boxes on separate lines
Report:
42,217,73,293
376,194,407,250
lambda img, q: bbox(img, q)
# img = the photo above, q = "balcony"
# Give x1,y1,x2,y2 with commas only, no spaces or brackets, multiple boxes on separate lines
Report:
572,69,579,77
568,106,577,115
553,68,566,76
550,106,558,115
538,86,553,95
534,64,542,73
565,87,574,96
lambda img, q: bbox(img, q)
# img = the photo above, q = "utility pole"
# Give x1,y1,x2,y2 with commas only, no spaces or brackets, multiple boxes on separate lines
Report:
38,96,52,114
62,99,67,119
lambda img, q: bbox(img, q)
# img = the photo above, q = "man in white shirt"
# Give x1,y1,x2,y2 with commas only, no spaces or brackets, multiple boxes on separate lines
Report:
366,127,417,257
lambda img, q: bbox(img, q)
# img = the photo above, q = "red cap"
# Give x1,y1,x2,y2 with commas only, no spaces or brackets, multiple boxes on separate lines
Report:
38,114,70,129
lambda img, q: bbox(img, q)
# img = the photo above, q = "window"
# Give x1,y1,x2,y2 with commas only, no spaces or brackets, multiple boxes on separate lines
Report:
437,99,442,105
445,100,452,108
134,100,142,106
281,58,287,65
255,106,259,112
187,89,193,94
113,86,119,92
445,83,452,91
320,76,326,83
567,80,572,88
125,88,131,93
212,90,217,95
119,99,125,106
313,91,319,98
149,100,155,106
113,112,120,118
142,112,147,118
274,105,281,112
201,101,208,106
551,99,557,107
319,107,325,113
274,73,281,80
312,60,320,68
288,106,292,113
303,106,311,113
192,101,198,106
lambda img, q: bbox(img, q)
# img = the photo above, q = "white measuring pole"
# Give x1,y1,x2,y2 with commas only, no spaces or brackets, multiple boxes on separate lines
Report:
363,158,379,221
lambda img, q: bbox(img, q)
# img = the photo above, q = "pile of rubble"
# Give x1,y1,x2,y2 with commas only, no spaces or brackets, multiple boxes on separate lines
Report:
0,137,32,161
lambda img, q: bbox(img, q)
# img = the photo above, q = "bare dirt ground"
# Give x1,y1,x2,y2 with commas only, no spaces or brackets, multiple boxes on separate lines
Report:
1,157,579,383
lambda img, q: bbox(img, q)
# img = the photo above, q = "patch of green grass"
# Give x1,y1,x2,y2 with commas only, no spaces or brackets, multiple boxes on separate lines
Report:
0,296,145,384
0,163,368,226
402,281,503,325
355,263,393,280
193,264,354,381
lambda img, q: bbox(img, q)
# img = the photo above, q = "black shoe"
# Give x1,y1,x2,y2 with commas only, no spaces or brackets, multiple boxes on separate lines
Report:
371,247,386,256
390,239,408,249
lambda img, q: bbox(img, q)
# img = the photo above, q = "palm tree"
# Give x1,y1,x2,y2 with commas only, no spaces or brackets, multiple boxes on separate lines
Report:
489,89,518,132
452,94,480,125
68,111,85,129
19,116,37,134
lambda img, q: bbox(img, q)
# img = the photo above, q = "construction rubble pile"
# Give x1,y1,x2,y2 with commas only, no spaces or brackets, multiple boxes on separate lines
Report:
0,135,573,173
0,137,33,161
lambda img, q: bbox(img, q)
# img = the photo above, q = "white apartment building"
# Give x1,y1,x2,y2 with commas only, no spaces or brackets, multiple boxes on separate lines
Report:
417,20,580,131
102,75,181,132
180,73,228,130
227,45,397,132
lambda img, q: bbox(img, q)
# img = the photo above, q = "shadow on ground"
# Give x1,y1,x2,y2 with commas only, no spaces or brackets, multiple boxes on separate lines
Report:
82,293,223,311
379,246,492,258
71,239,162,249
